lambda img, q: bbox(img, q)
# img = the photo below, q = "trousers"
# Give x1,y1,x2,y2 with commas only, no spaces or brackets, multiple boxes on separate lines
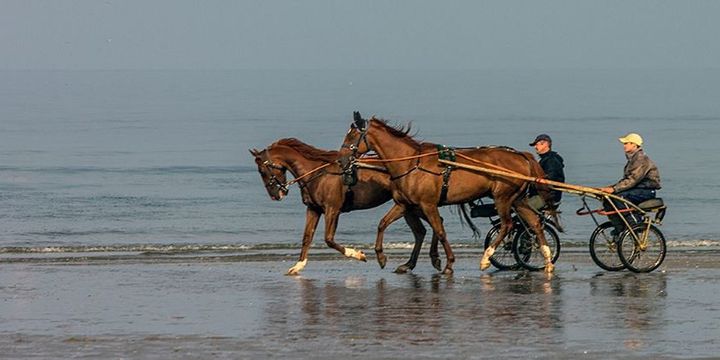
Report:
603,188,657,234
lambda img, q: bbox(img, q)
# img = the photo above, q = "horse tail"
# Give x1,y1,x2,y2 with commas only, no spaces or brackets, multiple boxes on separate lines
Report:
520,152,549,200
456,204,482,239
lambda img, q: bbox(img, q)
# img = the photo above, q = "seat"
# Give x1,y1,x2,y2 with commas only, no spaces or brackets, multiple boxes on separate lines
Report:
638,198,664,210
470,204,498,218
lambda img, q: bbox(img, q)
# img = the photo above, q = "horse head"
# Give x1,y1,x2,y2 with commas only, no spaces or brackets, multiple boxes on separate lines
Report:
340,111,373,158
250,148,289,201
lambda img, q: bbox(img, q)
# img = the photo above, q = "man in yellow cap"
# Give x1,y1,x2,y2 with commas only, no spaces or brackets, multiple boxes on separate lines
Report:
600,133,662,234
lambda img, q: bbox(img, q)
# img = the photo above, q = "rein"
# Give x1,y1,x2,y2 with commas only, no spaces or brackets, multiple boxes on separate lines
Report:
354,150,532,181
275,159,387,189
356,150,443,181
356,151,439,163
285,162,333,187
455,153,530,179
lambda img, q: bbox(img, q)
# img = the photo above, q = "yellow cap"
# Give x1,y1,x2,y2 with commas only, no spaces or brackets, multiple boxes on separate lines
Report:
618,133,643,146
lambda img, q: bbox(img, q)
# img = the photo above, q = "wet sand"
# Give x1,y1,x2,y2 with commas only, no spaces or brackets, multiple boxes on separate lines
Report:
1,248,719,359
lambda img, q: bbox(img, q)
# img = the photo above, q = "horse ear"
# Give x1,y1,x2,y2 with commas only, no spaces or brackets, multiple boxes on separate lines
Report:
249,148,259,156
353,111,366,130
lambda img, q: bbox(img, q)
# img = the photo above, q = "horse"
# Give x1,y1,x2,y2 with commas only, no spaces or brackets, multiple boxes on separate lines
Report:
250,138,434,275
339,112,556,274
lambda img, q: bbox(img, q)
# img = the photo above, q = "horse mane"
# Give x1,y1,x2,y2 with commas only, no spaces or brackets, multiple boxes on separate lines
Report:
369,117,421,146
272,138,339,162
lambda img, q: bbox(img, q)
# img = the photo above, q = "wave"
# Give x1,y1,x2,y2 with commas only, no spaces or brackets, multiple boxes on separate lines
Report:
0,243,251,254
0,165,253,175
2,239,719,255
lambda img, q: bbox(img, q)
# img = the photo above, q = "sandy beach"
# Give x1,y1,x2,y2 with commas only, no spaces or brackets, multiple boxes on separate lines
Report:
1,247,719,359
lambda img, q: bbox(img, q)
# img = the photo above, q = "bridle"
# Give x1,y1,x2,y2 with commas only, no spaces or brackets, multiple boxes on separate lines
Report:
260,158,290,194
339,119,372,185
341,120,372,159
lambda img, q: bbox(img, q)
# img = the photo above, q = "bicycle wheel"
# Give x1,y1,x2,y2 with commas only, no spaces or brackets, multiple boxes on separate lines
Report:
483,223,520,270
617,224,666,273
589,221,625,271
512,225,561,271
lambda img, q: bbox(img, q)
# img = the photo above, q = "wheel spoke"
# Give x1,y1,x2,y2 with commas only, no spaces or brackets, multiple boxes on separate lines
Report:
589,222,625,271
618,224,666,273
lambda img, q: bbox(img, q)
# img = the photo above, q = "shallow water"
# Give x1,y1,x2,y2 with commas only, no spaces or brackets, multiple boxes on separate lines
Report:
2,70,720,251
1,252,719,358
1,69,720,358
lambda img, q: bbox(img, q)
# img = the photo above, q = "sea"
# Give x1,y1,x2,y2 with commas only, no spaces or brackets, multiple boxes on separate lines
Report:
1,69,719,256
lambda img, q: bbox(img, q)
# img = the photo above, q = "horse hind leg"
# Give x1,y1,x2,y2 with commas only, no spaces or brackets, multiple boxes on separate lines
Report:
515,202,555,273
429,232,442,271
481,202,514,271
395,212,427,274
481,220,512,271
421,204,454,274
417,210,442,271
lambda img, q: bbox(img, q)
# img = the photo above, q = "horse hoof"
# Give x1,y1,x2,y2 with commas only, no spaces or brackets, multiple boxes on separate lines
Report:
442,267,454,275
394,264,410,274
286,268,300,276
544,263,555,273
377,254,387,269
431,258,442,271
357,251,367,262
480,258,491,271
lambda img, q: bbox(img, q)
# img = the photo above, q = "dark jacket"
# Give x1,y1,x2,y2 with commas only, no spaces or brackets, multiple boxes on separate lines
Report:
539,150,565,203
611,148,661,193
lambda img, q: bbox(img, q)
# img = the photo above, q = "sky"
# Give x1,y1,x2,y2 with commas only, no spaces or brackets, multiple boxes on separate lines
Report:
1,0,720,70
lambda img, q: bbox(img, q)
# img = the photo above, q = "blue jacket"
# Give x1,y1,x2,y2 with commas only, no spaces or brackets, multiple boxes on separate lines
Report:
539,150,565,203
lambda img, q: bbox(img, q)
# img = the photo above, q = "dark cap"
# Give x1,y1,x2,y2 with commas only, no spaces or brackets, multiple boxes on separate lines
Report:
529,134,552,146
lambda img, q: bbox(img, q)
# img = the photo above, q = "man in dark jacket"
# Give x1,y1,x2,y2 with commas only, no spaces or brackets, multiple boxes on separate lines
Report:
529,134,565,205
600,133,662,234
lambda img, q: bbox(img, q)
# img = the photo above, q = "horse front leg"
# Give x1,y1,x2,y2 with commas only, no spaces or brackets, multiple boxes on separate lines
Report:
394,212,427,273
374,203,407,269
515,202,554,273
421,205,454,275
323,209,366,262
287,207,321,275
426,214,443,271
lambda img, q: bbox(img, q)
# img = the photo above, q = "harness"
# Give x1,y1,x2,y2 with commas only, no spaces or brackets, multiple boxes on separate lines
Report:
437,145,456,205
341,115,532,206
264,148,388,210
342,123,455,205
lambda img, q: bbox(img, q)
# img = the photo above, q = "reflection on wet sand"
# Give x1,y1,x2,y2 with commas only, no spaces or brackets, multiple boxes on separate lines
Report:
258,271,565,355
2,258,720,358
589,272,668,351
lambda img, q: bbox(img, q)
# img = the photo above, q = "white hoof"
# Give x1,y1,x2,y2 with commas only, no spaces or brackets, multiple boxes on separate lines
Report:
344,248,366,261
480,258,491,271
286,259,307,276
480,247,495,270
541,245,554,273
544,262,555,274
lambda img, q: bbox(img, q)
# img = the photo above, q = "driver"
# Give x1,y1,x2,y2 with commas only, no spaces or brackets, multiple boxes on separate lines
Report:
599,133,662,235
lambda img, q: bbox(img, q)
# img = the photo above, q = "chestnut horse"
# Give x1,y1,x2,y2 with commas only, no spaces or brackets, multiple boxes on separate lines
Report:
339,113,555,274
250,138,433,275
